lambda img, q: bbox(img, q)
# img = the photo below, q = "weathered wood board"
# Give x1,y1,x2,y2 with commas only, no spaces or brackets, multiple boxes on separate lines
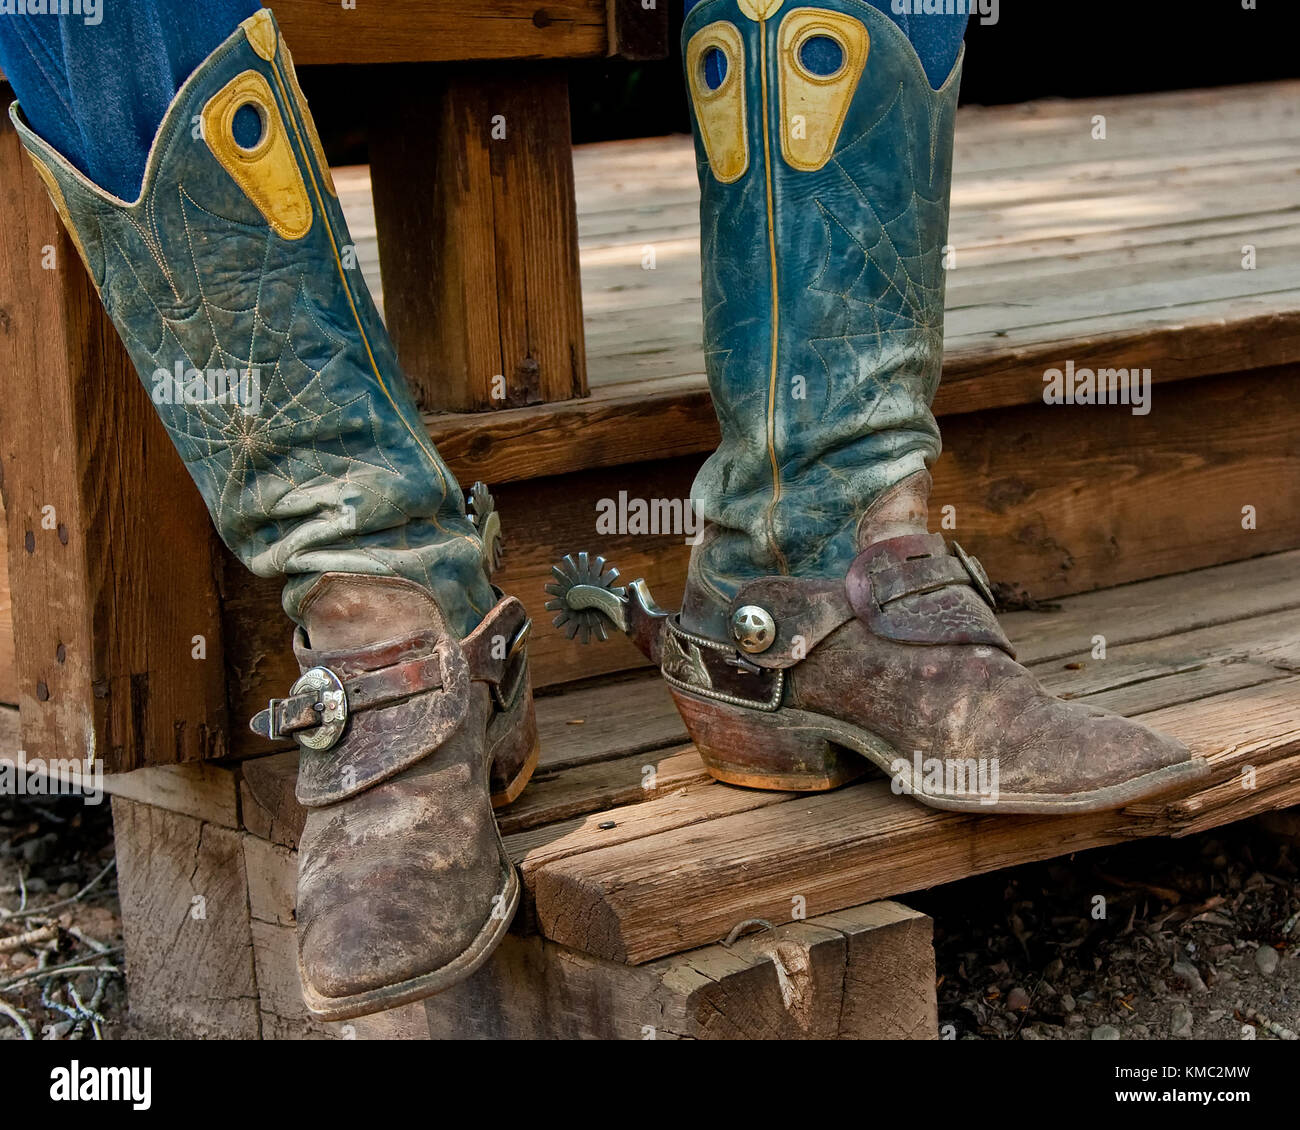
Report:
10,547,1298,1038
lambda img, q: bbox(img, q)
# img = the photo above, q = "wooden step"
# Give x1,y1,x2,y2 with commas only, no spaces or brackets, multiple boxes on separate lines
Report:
339,79,1300,485
218,550,1300,965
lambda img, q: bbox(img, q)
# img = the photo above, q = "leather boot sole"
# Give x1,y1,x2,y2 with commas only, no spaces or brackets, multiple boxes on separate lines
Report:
672,688,1210,813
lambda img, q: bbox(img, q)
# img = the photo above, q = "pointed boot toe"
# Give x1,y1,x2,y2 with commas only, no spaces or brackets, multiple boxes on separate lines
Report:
295,730,519,1018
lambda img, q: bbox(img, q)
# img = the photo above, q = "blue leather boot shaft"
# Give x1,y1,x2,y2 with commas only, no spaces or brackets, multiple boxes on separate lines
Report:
682,0,961,619
9,10,495,637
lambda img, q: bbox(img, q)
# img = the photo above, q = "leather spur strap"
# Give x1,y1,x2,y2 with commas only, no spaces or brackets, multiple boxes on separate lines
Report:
251,651,446,741
250,596,532,749
846,533,1014,656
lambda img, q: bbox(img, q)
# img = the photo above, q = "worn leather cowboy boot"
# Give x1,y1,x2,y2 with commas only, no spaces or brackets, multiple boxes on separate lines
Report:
253,571,534,1018
549,0,1207,813
12,8,536,1017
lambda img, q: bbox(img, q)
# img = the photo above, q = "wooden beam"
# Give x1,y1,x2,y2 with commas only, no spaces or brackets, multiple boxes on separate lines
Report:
272,0,611,65
369,66,586,411
0,108,228,774
424,901,935,1039
112,798,260,1038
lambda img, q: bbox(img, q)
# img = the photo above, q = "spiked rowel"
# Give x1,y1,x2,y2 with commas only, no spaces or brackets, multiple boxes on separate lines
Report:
545,553,669,662
468,482,503,577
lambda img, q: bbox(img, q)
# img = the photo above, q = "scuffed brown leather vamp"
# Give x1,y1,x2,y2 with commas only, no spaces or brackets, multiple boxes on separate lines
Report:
251,573,537,1020
666,532,1209,814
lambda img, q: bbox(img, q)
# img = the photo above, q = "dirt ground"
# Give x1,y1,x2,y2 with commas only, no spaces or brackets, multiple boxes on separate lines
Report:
911,818,1300,1041
1,791,1296,1041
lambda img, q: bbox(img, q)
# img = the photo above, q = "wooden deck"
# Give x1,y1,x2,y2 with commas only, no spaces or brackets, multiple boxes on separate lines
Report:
338,79,1300,483
230,550,1300,967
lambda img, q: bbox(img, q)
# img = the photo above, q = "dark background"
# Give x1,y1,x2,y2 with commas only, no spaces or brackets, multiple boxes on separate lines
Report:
307,0,1299,162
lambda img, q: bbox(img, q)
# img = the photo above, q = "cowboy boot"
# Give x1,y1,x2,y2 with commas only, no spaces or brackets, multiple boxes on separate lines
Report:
254,571,534,1019
659,0,1209,811
12,8,536,1017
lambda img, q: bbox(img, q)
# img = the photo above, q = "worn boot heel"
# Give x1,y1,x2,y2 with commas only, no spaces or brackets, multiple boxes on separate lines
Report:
670,689,867,792
480,632,539,808
489,687,539,809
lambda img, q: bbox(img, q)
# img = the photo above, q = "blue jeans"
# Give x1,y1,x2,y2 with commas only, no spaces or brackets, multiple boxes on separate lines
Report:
0,0,258,200
1,3,967,201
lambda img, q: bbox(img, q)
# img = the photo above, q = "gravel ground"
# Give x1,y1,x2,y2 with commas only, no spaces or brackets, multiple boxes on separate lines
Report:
2,789,1296,1042
910,817,1300,1041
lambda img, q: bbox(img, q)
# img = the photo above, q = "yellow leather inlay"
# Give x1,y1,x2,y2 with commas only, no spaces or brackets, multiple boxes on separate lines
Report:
686,22,749,185
280,40,338,197
738,0,785,20
26,153,92,274
240,10,278,61
777,9,870,173
201,70,313,241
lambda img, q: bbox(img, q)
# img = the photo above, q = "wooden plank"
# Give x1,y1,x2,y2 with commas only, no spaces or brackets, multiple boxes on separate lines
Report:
272,0,611,64
222,553,1299,855
111,798,260,1038
325,87,1300,486
529,677,1300,963
387,80,1300,483
497,746,708,836
230,564,1300,852
0,107,228,773
421,901,935,1039
1003,550,1300,664
425,314,1300,485
534,671,684,770
368,66,586,411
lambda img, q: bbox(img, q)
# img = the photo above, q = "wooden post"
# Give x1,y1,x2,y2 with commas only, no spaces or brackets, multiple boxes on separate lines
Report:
368,65,588,412
606,0,673,60
0,97,228,772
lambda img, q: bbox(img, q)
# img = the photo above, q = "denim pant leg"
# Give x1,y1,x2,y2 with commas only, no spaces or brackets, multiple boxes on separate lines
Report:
0,0,259,200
